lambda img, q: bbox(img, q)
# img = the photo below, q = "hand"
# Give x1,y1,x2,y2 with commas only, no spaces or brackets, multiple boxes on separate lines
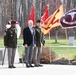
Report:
34,44,36,47
24,44,28,48
5,46,8,48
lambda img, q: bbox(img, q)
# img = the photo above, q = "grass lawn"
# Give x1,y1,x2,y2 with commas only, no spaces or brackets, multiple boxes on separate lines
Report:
0,37,76,60
45,39,76,59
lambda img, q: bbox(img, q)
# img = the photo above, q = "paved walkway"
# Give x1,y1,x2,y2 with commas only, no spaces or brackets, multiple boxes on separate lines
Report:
0,64,76,75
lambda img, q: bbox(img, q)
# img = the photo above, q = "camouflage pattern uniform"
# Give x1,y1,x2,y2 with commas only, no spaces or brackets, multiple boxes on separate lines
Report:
4,27,17,67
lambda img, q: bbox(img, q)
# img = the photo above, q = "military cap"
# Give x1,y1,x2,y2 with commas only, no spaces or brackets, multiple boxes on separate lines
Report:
11,20,16,24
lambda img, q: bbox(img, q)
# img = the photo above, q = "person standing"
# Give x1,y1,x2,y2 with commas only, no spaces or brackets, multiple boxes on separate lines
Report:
23,20,35,68
4,20,17,68
33,19,43,67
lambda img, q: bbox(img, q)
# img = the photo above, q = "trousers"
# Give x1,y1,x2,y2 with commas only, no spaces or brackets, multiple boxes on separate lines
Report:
33,47,42,65
7,48,16,66
25,44,33,65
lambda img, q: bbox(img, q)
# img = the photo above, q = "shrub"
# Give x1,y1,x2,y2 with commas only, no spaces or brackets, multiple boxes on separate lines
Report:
40,46,57,63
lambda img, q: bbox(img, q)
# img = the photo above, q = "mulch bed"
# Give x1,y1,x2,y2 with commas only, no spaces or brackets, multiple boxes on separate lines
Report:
51,60,76,65
41,59,76,65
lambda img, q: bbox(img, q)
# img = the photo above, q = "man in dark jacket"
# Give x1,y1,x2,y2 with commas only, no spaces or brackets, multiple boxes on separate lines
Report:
4,20,17,68
23,20,35,67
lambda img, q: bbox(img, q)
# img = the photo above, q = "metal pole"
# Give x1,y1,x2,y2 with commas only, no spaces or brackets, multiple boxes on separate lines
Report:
2,48,6,65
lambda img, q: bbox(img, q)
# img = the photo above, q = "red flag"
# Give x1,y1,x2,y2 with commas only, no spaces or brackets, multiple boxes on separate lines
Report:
41,4,64,35
28,5,35,24
41,5,49,23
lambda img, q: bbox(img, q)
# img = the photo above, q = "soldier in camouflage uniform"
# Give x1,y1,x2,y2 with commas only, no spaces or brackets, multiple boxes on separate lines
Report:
4,20,17,68
33,20,43,67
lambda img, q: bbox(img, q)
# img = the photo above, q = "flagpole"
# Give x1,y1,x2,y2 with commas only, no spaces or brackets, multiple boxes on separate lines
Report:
48,32,52,63
65,29,70,64
48,2,51,63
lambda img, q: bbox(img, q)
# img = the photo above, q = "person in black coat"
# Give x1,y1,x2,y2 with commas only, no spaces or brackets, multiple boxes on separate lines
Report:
23,20,35,67
4,20,17,68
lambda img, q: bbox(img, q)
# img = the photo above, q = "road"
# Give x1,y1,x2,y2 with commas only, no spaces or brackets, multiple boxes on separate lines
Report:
0,64,76,75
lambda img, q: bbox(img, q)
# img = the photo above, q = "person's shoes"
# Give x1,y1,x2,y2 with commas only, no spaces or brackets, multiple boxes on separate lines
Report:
12,65,16,68
26,65,30,68
8,66,12,68
26,63,30,68
26,64,30,68
38,64,43,67
30,65,34,67
34,65,39,67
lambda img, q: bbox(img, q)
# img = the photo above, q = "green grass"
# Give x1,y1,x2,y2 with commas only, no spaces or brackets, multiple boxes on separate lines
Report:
0,37,4,48
45,39,72,46
0,37,76,60
45,39,76,60
51,47,76,59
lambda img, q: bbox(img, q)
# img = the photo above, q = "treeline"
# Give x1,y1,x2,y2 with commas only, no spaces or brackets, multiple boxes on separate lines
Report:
0,0,76,37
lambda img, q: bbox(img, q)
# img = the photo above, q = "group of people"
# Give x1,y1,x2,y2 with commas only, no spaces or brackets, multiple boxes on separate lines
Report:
4,19,45,68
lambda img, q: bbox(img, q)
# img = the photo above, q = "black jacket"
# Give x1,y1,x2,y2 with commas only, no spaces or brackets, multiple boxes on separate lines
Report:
23,27,33,46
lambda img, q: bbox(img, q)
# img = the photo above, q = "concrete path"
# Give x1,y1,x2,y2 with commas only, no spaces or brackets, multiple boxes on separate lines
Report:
0,64,76,75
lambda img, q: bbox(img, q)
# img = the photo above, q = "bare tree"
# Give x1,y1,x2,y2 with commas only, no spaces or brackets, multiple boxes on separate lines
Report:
1,0,76,36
